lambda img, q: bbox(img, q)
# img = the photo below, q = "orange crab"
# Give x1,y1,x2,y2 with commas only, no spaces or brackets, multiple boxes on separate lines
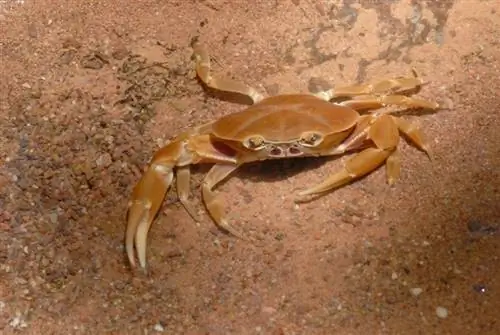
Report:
126,43,439,270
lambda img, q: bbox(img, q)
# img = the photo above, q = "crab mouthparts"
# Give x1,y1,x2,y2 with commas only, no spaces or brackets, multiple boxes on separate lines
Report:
267,143,305,158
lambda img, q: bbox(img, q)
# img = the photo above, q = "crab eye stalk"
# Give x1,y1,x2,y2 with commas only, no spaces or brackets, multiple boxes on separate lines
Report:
243,135,266,150
299,132,324,147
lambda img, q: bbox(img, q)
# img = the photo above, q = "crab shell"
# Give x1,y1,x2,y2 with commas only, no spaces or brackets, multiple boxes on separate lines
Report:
210,94,359,161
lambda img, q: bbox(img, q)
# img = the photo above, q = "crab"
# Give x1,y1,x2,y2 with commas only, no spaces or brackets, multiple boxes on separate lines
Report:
126,43,439,270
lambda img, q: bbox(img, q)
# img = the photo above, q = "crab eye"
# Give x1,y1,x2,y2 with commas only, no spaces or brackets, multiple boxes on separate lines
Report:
299,132,323,147
243,135,266,150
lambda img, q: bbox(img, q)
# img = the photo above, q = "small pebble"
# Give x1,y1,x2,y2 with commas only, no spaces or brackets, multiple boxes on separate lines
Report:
9,313,27,329
62,37,82,49
467,220,498,235
436,306,448,319
111,46,129,60
410,287,423,296
391,272,398,280
473,284,487,293
49,212,58,224
262,306,277,314
96,153,112,168
153,323,165,332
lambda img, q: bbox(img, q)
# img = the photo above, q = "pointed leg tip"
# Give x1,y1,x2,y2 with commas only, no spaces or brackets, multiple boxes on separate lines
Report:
297,190,307,197
217,217,248,242
127,255,136,269
294,192,310,203
229,226,250,242
293,196,305,203
297,187,316,197
182,202,201,223
420,146,432,160
134,254,149,274
138,253,148,271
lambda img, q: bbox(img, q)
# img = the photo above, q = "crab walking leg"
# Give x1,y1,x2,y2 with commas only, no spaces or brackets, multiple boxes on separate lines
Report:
298,114,400,196
339,94,439,111
126,134,238,270
176,166,200,221
333,95,435,156
314,72,427,101
385,148,401,185
192,43,264,104
201,164,248,239
298,148,393,196
391,116,431,155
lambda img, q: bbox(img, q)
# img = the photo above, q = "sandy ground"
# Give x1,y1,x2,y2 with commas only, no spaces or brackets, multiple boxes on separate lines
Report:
1,0,499,334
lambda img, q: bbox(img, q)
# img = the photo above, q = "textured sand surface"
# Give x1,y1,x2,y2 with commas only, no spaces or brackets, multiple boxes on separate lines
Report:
1,1,499,334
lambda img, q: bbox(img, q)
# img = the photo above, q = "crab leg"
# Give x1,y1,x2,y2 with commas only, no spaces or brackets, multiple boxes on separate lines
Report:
192,43,264,104
391,116,430,155
339,94,439,111
201,164,247,239
337,94,435,155
385,148,401,185
126,133,237,270
298,113,400,196
176,166,200,221
314,71,429,101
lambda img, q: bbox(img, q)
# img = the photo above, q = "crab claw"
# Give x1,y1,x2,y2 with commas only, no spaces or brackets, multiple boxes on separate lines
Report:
126,161,173,271
125,140,188,271
125,126,231,271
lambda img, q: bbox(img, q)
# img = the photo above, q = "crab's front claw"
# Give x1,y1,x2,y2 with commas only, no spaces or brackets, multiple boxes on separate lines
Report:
126,161,174,271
